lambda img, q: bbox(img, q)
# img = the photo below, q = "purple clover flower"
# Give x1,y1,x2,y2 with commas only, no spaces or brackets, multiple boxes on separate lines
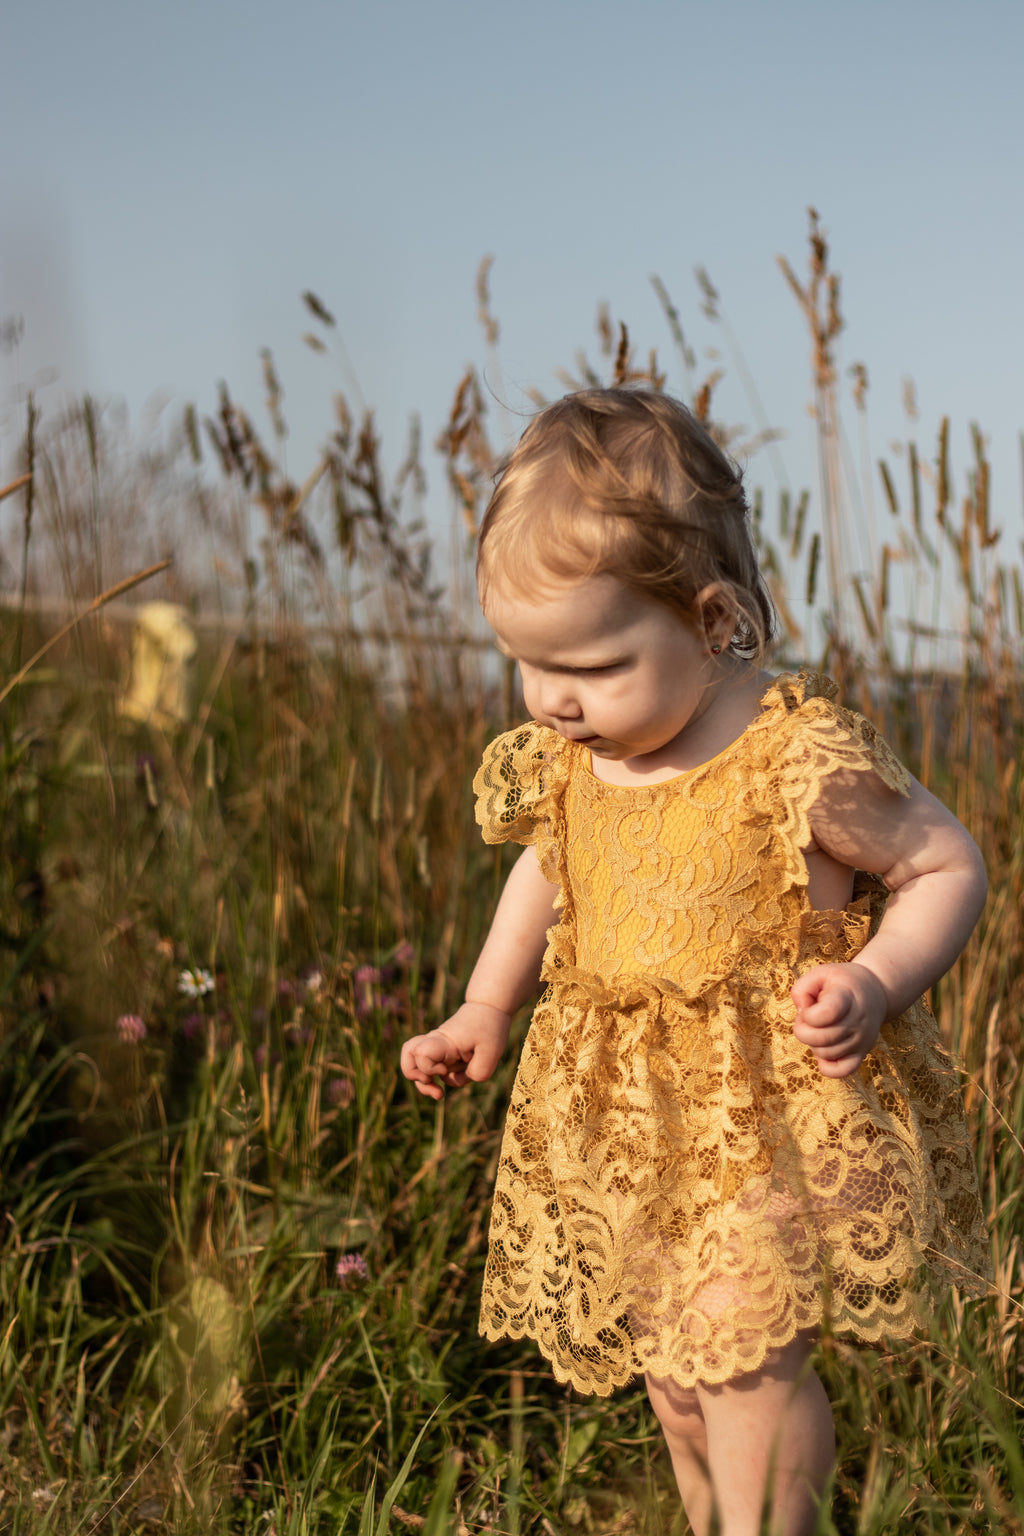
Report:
336,1252,369,1288
354,963,382,1018
117,1013,147,1043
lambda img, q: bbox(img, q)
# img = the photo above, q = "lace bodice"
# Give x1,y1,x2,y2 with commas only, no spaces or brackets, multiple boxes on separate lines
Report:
475,672,909,992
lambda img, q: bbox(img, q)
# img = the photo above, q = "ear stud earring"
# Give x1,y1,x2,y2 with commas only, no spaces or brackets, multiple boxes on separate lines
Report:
711,643,722,655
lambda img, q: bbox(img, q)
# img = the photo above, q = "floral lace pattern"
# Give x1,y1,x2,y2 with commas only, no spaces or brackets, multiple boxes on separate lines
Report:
472,674,990,1395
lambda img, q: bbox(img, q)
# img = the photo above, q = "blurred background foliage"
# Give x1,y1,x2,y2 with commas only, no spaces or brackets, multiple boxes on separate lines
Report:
0,220,1020,1533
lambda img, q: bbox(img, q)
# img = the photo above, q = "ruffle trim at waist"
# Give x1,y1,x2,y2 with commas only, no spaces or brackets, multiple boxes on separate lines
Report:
540,898,874,1011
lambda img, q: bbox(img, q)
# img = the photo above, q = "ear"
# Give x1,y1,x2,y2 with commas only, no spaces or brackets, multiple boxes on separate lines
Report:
693,583,738,653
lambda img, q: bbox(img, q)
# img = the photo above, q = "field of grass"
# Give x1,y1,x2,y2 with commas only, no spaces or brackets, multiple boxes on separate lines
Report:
0,222,1021,1533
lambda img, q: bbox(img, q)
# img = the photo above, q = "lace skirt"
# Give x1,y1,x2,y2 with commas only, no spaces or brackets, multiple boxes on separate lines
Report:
478,966,990,1395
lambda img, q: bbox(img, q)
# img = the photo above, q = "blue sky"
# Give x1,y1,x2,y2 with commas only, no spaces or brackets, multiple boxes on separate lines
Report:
2,0,1022,577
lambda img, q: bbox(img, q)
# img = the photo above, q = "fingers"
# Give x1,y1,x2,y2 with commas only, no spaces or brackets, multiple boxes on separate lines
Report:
791,963,886,1079
406,1063,459,1099
794,1025,860,1062
400,1033,459,1096
789,971,824,1011
792,981,853,1029
792,1018,853,1052
401,1028,491,1099
792,1013,872,1077
798,1034,868,1077
792,969,865,1077
812,1049,866,1079
463,1040,503,1082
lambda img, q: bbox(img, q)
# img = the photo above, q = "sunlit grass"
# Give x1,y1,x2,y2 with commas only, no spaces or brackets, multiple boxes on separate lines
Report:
0,217,1020,1532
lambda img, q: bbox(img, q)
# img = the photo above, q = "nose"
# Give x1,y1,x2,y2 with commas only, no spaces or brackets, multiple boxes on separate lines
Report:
529,669,581,722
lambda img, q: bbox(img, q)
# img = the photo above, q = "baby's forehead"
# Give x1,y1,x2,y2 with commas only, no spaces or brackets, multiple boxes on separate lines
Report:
480,565,604,619
483,572,671,644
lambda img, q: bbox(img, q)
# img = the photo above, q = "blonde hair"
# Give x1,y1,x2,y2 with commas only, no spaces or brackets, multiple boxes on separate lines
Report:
477,388,775,659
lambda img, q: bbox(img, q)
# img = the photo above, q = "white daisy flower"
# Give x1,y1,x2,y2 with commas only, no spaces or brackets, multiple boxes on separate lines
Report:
178,967,215,999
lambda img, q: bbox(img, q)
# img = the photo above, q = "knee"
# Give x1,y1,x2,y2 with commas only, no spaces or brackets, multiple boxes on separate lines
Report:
698,1331,818,1405
645,1373,707,1453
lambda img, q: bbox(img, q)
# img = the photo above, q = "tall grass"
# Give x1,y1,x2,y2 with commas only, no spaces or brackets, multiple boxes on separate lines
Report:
0,215,1020,1533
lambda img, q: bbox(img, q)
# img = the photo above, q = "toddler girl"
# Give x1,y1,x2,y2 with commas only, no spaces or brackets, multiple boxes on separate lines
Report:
400,389,990,1536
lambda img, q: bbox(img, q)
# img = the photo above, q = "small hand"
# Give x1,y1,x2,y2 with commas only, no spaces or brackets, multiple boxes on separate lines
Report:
791,962,888,1078
400,1001,511,1100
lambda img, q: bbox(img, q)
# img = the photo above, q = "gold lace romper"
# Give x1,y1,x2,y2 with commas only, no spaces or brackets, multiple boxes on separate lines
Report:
472,673,990,1395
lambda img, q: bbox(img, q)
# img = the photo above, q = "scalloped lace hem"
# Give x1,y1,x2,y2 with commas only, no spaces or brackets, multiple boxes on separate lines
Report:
479,1266,988,1396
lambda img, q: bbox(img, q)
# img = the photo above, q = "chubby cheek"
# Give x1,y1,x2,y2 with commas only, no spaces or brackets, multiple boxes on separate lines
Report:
519,673,540,719
522,677,557,727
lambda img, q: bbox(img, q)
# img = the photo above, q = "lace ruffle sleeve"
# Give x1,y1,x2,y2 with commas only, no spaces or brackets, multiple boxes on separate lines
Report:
761,673,912,887
473,723,567,878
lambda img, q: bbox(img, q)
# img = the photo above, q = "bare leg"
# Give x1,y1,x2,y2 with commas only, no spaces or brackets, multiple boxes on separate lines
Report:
647,1334,834,1536
645,1374,714,1536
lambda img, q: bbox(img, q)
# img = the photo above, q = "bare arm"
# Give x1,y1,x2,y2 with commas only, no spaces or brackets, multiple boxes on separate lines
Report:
400,845,559,1099
792,770,987,1078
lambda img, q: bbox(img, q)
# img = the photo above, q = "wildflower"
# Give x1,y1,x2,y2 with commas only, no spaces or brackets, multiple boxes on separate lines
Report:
393,942,415,969
182,1011,203,1040
327,1076,354,1107
305,969,323,997
354,963,382,1018
336,1252,369,1288
178,967,215,999
117,1013,147,1043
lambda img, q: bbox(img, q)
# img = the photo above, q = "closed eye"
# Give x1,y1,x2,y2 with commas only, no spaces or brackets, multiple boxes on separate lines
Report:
512,657,628,675
521,662,623,677
564,660,626,676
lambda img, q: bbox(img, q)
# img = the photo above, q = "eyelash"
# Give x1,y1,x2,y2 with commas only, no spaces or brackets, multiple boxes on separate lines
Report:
520,662,620,677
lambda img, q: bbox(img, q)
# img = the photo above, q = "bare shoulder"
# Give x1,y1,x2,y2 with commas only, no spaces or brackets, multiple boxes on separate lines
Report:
808,766,985,887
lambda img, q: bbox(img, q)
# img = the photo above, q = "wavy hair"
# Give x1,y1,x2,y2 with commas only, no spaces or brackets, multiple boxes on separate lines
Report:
477,388,776,659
